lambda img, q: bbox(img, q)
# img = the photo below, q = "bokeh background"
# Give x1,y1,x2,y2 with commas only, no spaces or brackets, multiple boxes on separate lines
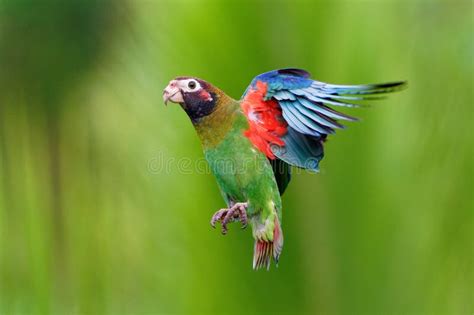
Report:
0,0,472,314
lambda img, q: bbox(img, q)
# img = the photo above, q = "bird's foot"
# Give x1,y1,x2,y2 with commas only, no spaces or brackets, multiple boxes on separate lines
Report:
210,202,248,234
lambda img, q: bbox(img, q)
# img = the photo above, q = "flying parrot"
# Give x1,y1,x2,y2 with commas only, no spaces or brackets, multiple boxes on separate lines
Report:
163,69,406,270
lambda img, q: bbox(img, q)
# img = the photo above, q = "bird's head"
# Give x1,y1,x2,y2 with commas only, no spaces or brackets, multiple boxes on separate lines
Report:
163,77,220,121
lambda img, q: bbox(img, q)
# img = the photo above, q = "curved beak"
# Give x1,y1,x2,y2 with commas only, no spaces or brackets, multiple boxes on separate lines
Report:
163,80,184,105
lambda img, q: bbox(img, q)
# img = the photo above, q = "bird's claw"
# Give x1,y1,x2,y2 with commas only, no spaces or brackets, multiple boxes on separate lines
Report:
210,202,248,234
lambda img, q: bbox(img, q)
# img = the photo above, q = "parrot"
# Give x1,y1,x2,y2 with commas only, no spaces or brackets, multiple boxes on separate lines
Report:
163,68,406,270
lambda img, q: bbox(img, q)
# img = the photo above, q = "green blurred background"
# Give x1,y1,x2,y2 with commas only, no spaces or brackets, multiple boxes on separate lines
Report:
0,0,472,314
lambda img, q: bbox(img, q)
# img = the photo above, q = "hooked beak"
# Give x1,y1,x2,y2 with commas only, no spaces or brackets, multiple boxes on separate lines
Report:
163,80,184,105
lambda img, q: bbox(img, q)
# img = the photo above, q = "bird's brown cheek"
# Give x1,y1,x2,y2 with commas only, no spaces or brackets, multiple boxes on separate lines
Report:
181,91,217,121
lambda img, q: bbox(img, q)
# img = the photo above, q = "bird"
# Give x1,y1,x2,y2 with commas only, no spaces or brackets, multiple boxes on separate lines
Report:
163,68,406,270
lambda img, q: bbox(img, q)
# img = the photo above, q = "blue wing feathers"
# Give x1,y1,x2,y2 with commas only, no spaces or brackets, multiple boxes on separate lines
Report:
297,98,358,122
280,102,320,136
292,105,335,134
243,69,313,99
273,90,296,101
270,128,324,172
292,88,361,108
314,81,407,95
283,102,329,135
294,103,344,130
243,68,406,170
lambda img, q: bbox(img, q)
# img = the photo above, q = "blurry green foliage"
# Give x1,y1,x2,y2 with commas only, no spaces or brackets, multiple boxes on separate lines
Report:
0,0,472,315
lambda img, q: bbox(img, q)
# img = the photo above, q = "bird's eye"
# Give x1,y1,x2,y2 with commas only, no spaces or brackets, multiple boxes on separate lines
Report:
188,81,197,89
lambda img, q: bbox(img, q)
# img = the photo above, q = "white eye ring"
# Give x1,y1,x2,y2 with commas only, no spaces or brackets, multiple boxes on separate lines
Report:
187,80,197,90
180,79,201,92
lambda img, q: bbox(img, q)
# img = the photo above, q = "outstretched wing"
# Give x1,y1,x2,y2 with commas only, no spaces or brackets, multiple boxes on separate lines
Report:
240,68,406,175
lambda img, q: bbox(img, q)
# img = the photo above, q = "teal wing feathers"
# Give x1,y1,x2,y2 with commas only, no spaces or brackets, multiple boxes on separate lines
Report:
241,68,406,173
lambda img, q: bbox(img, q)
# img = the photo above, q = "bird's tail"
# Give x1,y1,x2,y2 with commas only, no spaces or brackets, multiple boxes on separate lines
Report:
252,217,284,270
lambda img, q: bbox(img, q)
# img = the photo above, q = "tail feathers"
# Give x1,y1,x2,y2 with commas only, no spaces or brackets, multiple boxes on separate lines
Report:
252,217,284,270
253,240,273,270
